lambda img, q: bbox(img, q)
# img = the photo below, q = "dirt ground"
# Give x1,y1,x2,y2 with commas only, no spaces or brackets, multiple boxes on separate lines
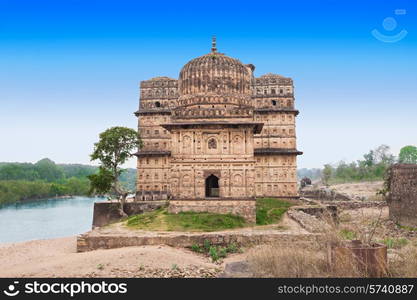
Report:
0,213,307,278
331,181,383,200
0,237,229,278
339,206,417,240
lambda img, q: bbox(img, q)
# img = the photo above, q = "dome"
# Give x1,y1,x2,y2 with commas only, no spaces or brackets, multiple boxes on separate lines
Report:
176,38,254,111
172,38,256,121
179,52,252,96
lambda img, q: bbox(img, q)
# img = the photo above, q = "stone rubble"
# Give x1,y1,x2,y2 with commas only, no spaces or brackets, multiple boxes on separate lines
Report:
287,210,330,233
85,265,221,278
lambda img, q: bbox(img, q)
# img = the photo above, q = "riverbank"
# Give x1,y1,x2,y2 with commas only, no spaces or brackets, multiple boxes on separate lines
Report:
0,236,222,277
0,195,86,206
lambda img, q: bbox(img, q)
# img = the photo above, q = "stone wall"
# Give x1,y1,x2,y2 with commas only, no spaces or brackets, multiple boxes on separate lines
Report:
300,185,352,201
254,154,298,197
77,230,319,252
318,200,386,209
388,164,417,227
168,199,256,223
136,155,170,196
292,205,338,221
92,201,167,228
253,111,297,149
252,73,294,109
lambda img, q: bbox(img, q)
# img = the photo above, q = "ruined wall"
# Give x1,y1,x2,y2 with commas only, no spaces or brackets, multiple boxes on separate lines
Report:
388,164,417,227
92,201,167,228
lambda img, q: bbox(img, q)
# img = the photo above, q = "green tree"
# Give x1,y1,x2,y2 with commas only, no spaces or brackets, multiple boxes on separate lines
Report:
399,145,417,164
88,126,142,215
363,150,375,167
87,167,114,195
322,164,332,185
35,158,64,182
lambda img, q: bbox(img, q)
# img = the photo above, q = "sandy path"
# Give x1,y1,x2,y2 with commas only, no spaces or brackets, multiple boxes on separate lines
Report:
0,237,219,277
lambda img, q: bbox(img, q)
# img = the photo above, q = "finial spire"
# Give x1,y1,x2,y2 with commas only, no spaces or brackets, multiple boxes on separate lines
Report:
211,36,217,53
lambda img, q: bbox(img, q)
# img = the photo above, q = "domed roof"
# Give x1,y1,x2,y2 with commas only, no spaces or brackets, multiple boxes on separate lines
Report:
178,38,252,100
172,38,255,120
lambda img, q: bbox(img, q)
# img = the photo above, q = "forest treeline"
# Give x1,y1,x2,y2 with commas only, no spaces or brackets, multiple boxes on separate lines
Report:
0,158,136,205
299,144,417,185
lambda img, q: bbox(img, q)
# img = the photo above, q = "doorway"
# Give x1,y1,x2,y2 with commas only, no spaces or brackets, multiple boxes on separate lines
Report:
205,174,219,197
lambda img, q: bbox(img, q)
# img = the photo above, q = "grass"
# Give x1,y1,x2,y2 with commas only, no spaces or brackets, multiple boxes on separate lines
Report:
380,237,409,249
126,198,295,231
256,198,296,225
339,229,357,240
189,239,241,262
397,224,417,231
126,208,247,232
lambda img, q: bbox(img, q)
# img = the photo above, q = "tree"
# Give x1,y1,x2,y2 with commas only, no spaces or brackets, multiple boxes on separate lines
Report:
363,150,375,167
88,127,142,215
35,158,64,182
373,144,395,165
322,164,332,185
87,167,114,195
399,145,417,164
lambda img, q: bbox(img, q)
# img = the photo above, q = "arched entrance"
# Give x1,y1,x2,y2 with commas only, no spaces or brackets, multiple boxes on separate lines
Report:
205,174,219,197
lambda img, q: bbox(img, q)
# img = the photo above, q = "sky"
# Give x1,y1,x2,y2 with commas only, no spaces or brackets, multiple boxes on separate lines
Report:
0,0,416,169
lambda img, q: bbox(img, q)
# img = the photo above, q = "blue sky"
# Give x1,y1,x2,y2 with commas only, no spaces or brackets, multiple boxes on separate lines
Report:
0,0,416,169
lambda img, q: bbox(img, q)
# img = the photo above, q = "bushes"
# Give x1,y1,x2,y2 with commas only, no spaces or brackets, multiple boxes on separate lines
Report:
380,237,408,249
190,239,241,262
322,145,396,184
0,158,136,205
0,177,90,205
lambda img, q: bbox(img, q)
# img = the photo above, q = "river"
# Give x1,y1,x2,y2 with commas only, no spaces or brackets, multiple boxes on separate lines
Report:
0,196,103,244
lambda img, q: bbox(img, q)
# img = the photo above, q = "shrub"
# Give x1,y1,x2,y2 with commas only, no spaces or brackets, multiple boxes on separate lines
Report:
380,238,408,249
339,229,357,240
189,239,241,262
191,244,203,253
